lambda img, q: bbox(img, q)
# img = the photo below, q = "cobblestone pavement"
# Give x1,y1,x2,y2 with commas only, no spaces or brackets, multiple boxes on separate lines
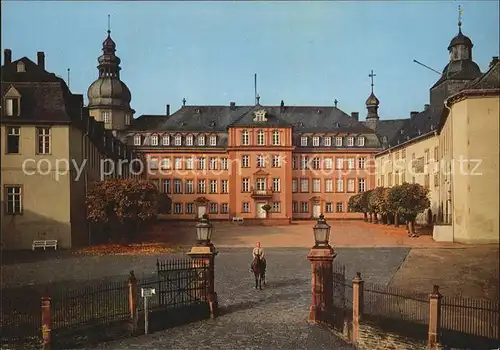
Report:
95,247,409,349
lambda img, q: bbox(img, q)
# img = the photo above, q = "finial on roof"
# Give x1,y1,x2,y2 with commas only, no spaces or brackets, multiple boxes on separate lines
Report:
182,97,186,107
256,94,260,105
334,99,338,108
458,5,463,32
107,14,111,35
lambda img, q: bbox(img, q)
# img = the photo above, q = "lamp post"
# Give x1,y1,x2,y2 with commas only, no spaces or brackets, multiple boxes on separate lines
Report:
307,214,336,323
188,214,218,318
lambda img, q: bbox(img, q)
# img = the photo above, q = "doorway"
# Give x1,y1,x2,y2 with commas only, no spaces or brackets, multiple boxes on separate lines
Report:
312,203,321,218
198,205,207,219
256,202,267,219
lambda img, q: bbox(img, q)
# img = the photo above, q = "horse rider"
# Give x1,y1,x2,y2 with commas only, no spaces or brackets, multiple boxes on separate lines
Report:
250,241,266,273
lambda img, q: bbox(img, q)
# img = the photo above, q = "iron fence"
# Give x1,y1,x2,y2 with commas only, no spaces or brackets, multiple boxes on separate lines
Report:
0,289,41,345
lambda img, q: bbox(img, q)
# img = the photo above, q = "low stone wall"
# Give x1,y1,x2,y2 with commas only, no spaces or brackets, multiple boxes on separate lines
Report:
357,321,427,350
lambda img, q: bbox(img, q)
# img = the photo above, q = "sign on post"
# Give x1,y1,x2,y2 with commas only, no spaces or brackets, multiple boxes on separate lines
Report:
141,287,156,334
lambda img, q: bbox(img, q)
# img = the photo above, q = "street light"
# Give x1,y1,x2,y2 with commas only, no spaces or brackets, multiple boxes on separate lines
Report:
196,214,214,245
313,214,331,248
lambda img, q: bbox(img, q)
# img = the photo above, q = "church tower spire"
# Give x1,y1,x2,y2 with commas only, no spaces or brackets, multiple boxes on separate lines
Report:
365,69,380,130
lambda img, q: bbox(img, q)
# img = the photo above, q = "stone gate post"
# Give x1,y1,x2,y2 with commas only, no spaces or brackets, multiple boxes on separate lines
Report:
307,246,336,323
428,285,442,349
41,293,52,346
188,243,218,319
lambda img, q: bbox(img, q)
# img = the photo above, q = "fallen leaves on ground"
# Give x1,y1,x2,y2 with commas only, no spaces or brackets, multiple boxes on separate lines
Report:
73,243,187,256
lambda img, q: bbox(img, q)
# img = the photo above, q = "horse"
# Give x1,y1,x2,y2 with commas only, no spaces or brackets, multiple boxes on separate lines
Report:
251,254,266,290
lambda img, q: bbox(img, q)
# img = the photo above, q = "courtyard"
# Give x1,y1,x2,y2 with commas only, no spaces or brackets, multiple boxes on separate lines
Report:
1,221,498,348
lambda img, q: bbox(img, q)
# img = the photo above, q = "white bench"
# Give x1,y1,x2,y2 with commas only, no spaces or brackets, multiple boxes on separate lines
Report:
232,217,244,223
32,240,58,251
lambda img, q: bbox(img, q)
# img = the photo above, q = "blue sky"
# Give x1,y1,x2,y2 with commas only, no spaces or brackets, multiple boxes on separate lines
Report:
2,1,499,119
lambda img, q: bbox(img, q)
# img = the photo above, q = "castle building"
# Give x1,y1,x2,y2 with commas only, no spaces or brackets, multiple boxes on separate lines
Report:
0,49,136,250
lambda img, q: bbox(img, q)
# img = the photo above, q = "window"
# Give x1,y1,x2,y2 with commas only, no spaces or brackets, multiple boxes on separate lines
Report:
347,158,355,170
174,157,182,170
149,157,159,170
312,136,320,147
347,179,355,192
221,158,228,170
221,180,229,193
174,179,182,194
221,203,229,214
312,157,320,170
336,158,344,169
300,179,309,192
292,179,298,193
256,178,266,191
347,137,354,146
185,157,193,170
324,158,333,170
186,203,194,214
198,135,206,146
197,157,206,170
301,156,309,170
325,179,333,192
209,157,217,170
272,155,281,168
209,203,218,214
395,152,399,161
324,137,332,147
242,130,249,145
150,134,158,146
102,111,111,125
272,178,280,192
36,127,51,154
174,135,182,146
186,135,193,146
325,202,333,213
300,136,308,146
358,157,366,169
336,202,344,212
163,179,171,193
402,170,406,183
256,155,265,168
198,180,206,193
381,175,385,186
292,157,297,170
272,202,281,212
242,178,250,192
272,130,280,145
185,180,194,194
434,147,439,161
357,137,365,147
401,149,406,159
242,202,250,213
209,135,217,146
300,202,309,213
312,179,321,193
335,137,343,147
358,178,366,192
257,130,265,145
162,135,170,146
133,134,141,146
388,172,393,186
424,174,430,189
125,113,131,126
4,98,20,116
424,149,430,164
174,203,183,214
434,173,439,187
5,186,22,214
292,201,299,213
161,158,171,169
336,178,344,192
241,155,249,168
210,180,218,193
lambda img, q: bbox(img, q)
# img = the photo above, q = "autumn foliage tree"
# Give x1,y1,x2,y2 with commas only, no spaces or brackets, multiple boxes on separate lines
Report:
387,182,430,235
86,178,159,243
368,187,388,224
348,192,369,222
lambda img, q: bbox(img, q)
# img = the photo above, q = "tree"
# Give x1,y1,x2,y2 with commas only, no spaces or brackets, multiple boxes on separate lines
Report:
365,190,375,223
387,183,430,235
348,193,368,222
262,204,272,218
368,187,387,224
86,178,159,243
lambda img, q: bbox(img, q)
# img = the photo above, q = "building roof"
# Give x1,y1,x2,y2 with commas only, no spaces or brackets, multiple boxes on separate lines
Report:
130,114,169,130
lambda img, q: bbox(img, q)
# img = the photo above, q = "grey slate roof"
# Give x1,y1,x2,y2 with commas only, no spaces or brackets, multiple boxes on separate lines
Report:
463,59,500,90
431,59,482,89
130,115,169,131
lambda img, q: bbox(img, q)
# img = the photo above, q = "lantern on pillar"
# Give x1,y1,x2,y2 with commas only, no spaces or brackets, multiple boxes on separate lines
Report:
313,214,331,248
196,214,214,245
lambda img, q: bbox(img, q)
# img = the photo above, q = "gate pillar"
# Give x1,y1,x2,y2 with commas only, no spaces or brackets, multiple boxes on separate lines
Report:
188,243,218,318
307,246,336,323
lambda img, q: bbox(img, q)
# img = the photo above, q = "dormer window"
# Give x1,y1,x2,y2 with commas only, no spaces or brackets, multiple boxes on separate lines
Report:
257,130,265,145
101,111,111,126
198,134,206,146
174,135,182,146
324,137,332,147
151,134,158,146
186,135,194,146
133,134,142,146
209,135,217,146
382,136,388,143
347,137,354,146
4,98,20,117
335,136,343,147
16,62,25,73
357,137,365,147
312,136,320,147
162,134,170,146
300,136,308,146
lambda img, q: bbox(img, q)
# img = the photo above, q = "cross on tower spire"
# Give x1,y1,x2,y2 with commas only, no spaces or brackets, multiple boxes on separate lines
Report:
369,69,376,93
107,14,111,34
458,5,463,32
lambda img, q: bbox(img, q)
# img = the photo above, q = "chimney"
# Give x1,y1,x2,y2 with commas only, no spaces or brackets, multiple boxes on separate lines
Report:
4,49,12,64
351,112,359,121
37,51,45,69
280,100,285,113
490,56,499,68
230,102,236,110
424,104,430,111
166,104,170,116
410,111,419,120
